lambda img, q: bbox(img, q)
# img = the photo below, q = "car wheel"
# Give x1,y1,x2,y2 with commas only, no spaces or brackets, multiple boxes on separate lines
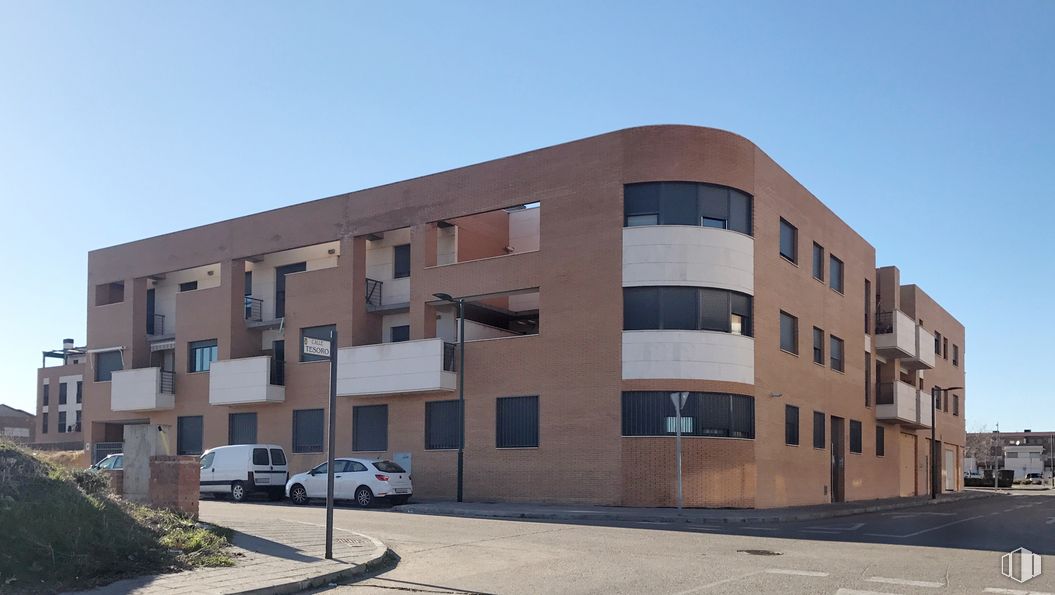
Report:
354,486,373,508
289,484,309,506
231,481,247,502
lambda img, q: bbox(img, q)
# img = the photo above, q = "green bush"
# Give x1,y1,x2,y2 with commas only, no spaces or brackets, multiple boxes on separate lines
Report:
71,468,111,498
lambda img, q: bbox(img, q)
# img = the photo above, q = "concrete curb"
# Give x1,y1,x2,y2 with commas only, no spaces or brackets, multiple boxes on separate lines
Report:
397,491,999,526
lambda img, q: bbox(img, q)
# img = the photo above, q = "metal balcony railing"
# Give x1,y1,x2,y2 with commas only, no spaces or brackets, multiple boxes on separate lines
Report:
443,342,458,372
159,370,175,394
366,278,383,308
874,311,895,335
876,381,896,405
245,297,263,322
148,314,166,336
270,360,285,386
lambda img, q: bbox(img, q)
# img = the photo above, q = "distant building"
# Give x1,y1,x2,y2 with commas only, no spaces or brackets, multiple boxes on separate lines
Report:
1004,445,1045,480
968,429,1055,477
33,339,88,450
0,404,35,444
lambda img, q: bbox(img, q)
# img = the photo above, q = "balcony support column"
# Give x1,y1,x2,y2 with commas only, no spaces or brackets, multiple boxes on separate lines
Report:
409,223,438,340
346,235,380,347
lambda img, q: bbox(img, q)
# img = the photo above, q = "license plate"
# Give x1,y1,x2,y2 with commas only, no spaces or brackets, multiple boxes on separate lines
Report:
394,488,409,494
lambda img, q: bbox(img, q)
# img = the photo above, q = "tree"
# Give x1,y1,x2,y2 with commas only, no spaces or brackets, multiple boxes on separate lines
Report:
965,424,1001,472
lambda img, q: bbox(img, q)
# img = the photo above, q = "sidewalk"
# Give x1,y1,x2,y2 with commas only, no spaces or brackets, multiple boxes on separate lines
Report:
67,516,392,595
396,490,996,525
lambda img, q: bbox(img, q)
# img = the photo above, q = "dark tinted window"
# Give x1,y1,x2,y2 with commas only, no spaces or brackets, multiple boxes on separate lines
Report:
229,412,257,445
812,243,824,280
813,411,825,449
95,351,123,382
270,449,286,466
373,461,406,473
353,405,388,451
42,384,48,406
348,461,368,472
830,335,845,372
391,325,410,343
200,452,215,469
189,339,218,372
813,327,824,365
293,409,324,453
785,405,799,445
496,396,539,448
59,383,67,404
393,244,411,278
780,311,798,354
177,416,203,455
779,218,797,262
829,255,844,293
699,288,729,332
623,287,660,330
58,411,67,433
875,426,885,456
76,381,82,403
425,400,460,450
660,286,697,330
660,182,697,225
41,412,48,434
252,448,269,466
849,420,862,453
624,182,752,234
624,287,753,336
301,325,336,362
179,281,198,292
621,392,754,438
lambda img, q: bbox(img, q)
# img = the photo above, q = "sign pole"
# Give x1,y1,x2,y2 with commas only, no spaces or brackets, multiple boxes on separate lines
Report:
324,329,337,560
670,392,687,510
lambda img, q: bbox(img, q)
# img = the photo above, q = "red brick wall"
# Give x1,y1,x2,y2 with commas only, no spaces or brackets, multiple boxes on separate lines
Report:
622,437,756,508
149,456,199,518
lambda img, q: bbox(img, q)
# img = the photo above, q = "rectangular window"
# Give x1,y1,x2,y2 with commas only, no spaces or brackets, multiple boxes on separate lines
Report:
953,344,959,366
623,287,752,336
785,405,799,445
177,416,203,455
779,218,797,263
953,394,960,416
393,244,411,279
179,281,198,292
621,392,754,438
812,243,824,281
875,425,885,456
496,396,539,448
390,325,410,343
43,383,49,406
864,279,871,333
95,281,125,305
813,411,825,449
188,339,218,372
300,324,336,362
292,409,324,453
780,311,798,355
42,412,48,434
943,337,948,359
849,420,862,453
76,381,82,404
935,331,942,354
75,410,82,433
228,412,257,445
829,255,844,293
353,404,388,451
425,400,460,450
812,327,824,365
59,383,68,405
864,352,872,407
830,335,845,372
95,351,123,382
58,411,67,433
624,182,752,235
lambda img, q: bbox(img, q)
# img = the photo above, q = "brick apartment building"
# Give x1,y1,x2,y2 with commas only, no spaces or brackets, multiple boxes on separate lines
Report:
45,125,966,508
33,340,88,450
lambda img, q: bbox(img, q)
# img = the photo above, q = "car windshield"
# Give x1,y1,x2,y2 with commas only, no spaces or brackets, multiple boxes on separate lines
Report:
373,461,406,473
312,462,328,474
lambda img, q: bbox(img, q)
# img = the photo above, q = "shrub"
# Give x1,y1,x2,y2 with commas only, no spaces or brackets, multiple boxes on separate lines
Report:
72,468,111,498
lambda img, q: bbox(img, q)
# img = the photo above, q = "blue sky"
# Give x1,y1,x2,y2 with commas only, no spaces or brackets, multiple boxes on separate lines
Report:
1,2,1051,431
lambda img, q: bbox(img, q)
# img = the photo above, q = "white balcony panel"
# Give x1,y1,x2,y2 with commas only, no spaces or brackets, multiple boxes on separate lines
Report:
622,226,754,295
913,327,936,369
622,330,754,384
875,309,917,358
209,356,284,406
111,367,174,412
337,338,456,397
876,382,932,428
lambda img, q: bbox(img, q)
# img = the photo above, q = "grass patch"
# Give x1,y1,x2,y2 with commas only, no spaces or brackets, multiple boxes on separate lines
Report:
0,440,234,594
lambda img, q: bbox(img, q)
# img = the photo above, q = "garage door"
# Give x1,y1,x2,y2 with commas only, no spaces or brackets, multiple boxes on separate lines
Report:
944,448,956,491
899,432,917,497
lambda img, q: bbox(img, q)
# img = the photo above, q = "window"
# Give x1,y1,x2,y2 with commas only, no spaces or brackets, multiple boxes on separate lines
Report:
623,182,753,235
813,411,825,449
42,383,49,406
390,325,410,343
199,451,215,469
621,392,754,438
75,410,82,433
864,352,872,407
425,400,460,450
876,426,885,456
270,448,286,466
228,412,257,445
780,311,798,354
932,387,941,409
943,337,948,359
76,381,82,404
95,351,123,382
41,412,48,434
864,279,871,333
59,383,68,405
300,325,336,362
95,281,125,306
623,287,753,336
779,218,797,263
829,255,844,293
177,416,203,455
293,409,324,453
953,344,959,366
393,244,411,279
830,335,844,372
373,460,406,473
58,411,67,433
953,394,960,416
812,327,824,365
353,404,388,451
812,243,824,281
496,396,539,448
849,420,862,453
179,281,198,292
252,448,269,466
188,339,218,372
785,405,799,445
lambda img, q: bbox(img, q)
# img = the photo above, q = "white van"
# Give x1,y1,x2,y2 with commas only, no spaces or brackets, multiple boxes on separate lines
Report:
199,444,288,502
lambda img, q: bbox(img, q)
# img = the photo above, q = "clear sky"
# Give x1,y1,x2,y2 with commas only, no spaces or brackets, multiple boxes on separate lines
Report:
1,2,1051,431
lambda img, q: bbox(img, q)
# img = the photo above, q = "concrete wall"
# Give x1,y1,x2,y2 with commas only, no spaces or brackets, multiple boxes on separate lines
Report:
123,424,172,502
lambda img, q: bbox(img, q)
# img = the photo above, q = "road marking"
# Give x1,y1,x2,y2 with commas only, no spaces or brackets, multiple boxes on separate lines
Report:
671,570,765,594
740,526,778,531
866,576,944,588
864,514,985,538
882,511,955,517
805,522,864,531
984,588,1054,595
764,569,829,577
836,589,902,595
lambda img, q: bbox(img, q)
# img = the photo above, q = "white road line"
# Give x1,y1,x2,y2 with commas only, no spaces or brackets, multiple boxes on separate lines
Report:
741,526,778,531
763,569,829,577
801,529,844,534
866,576,944,588
835,589,901,595
670,570,765,594
984,588,1054,595
864,514,985,538
805,522,864,531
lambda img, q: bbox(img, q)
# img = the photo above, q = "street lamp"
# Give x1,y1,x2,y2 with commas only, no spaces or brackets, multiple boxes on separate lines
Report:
433,292,465,503
932,385,963,499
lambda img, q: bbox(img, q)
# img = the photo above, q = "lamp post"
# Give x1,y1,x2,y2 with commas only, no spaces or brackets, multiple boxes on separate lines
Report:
932,385,963,499
434,293,465,503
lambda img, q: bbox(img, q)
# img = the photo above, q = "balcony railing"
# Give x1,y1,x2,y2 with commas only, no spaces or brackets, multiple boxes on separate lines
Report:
148,314,166,336
270,359,285,386
876,381,931,428
874,311,895,335
443,342,457,372
159,370,175,394
245,297,263,322
366,278,383,308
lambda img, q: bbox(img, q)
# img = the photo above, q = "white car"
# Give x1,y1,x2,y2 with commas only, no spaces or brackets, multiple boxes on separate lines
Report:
285,458,412,507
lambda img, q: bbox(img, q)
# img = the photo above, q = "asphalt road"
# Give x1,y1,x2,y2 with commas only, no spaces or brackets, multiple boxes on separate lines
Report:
200,491,1055,595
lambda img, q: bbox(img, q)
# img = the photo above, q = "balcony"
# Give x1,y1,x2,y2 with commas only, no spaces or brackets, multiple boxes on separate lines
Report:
208,356,285,406
876,381,932,429
874,310,934,369
336,338,457,397
110,367,175,412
